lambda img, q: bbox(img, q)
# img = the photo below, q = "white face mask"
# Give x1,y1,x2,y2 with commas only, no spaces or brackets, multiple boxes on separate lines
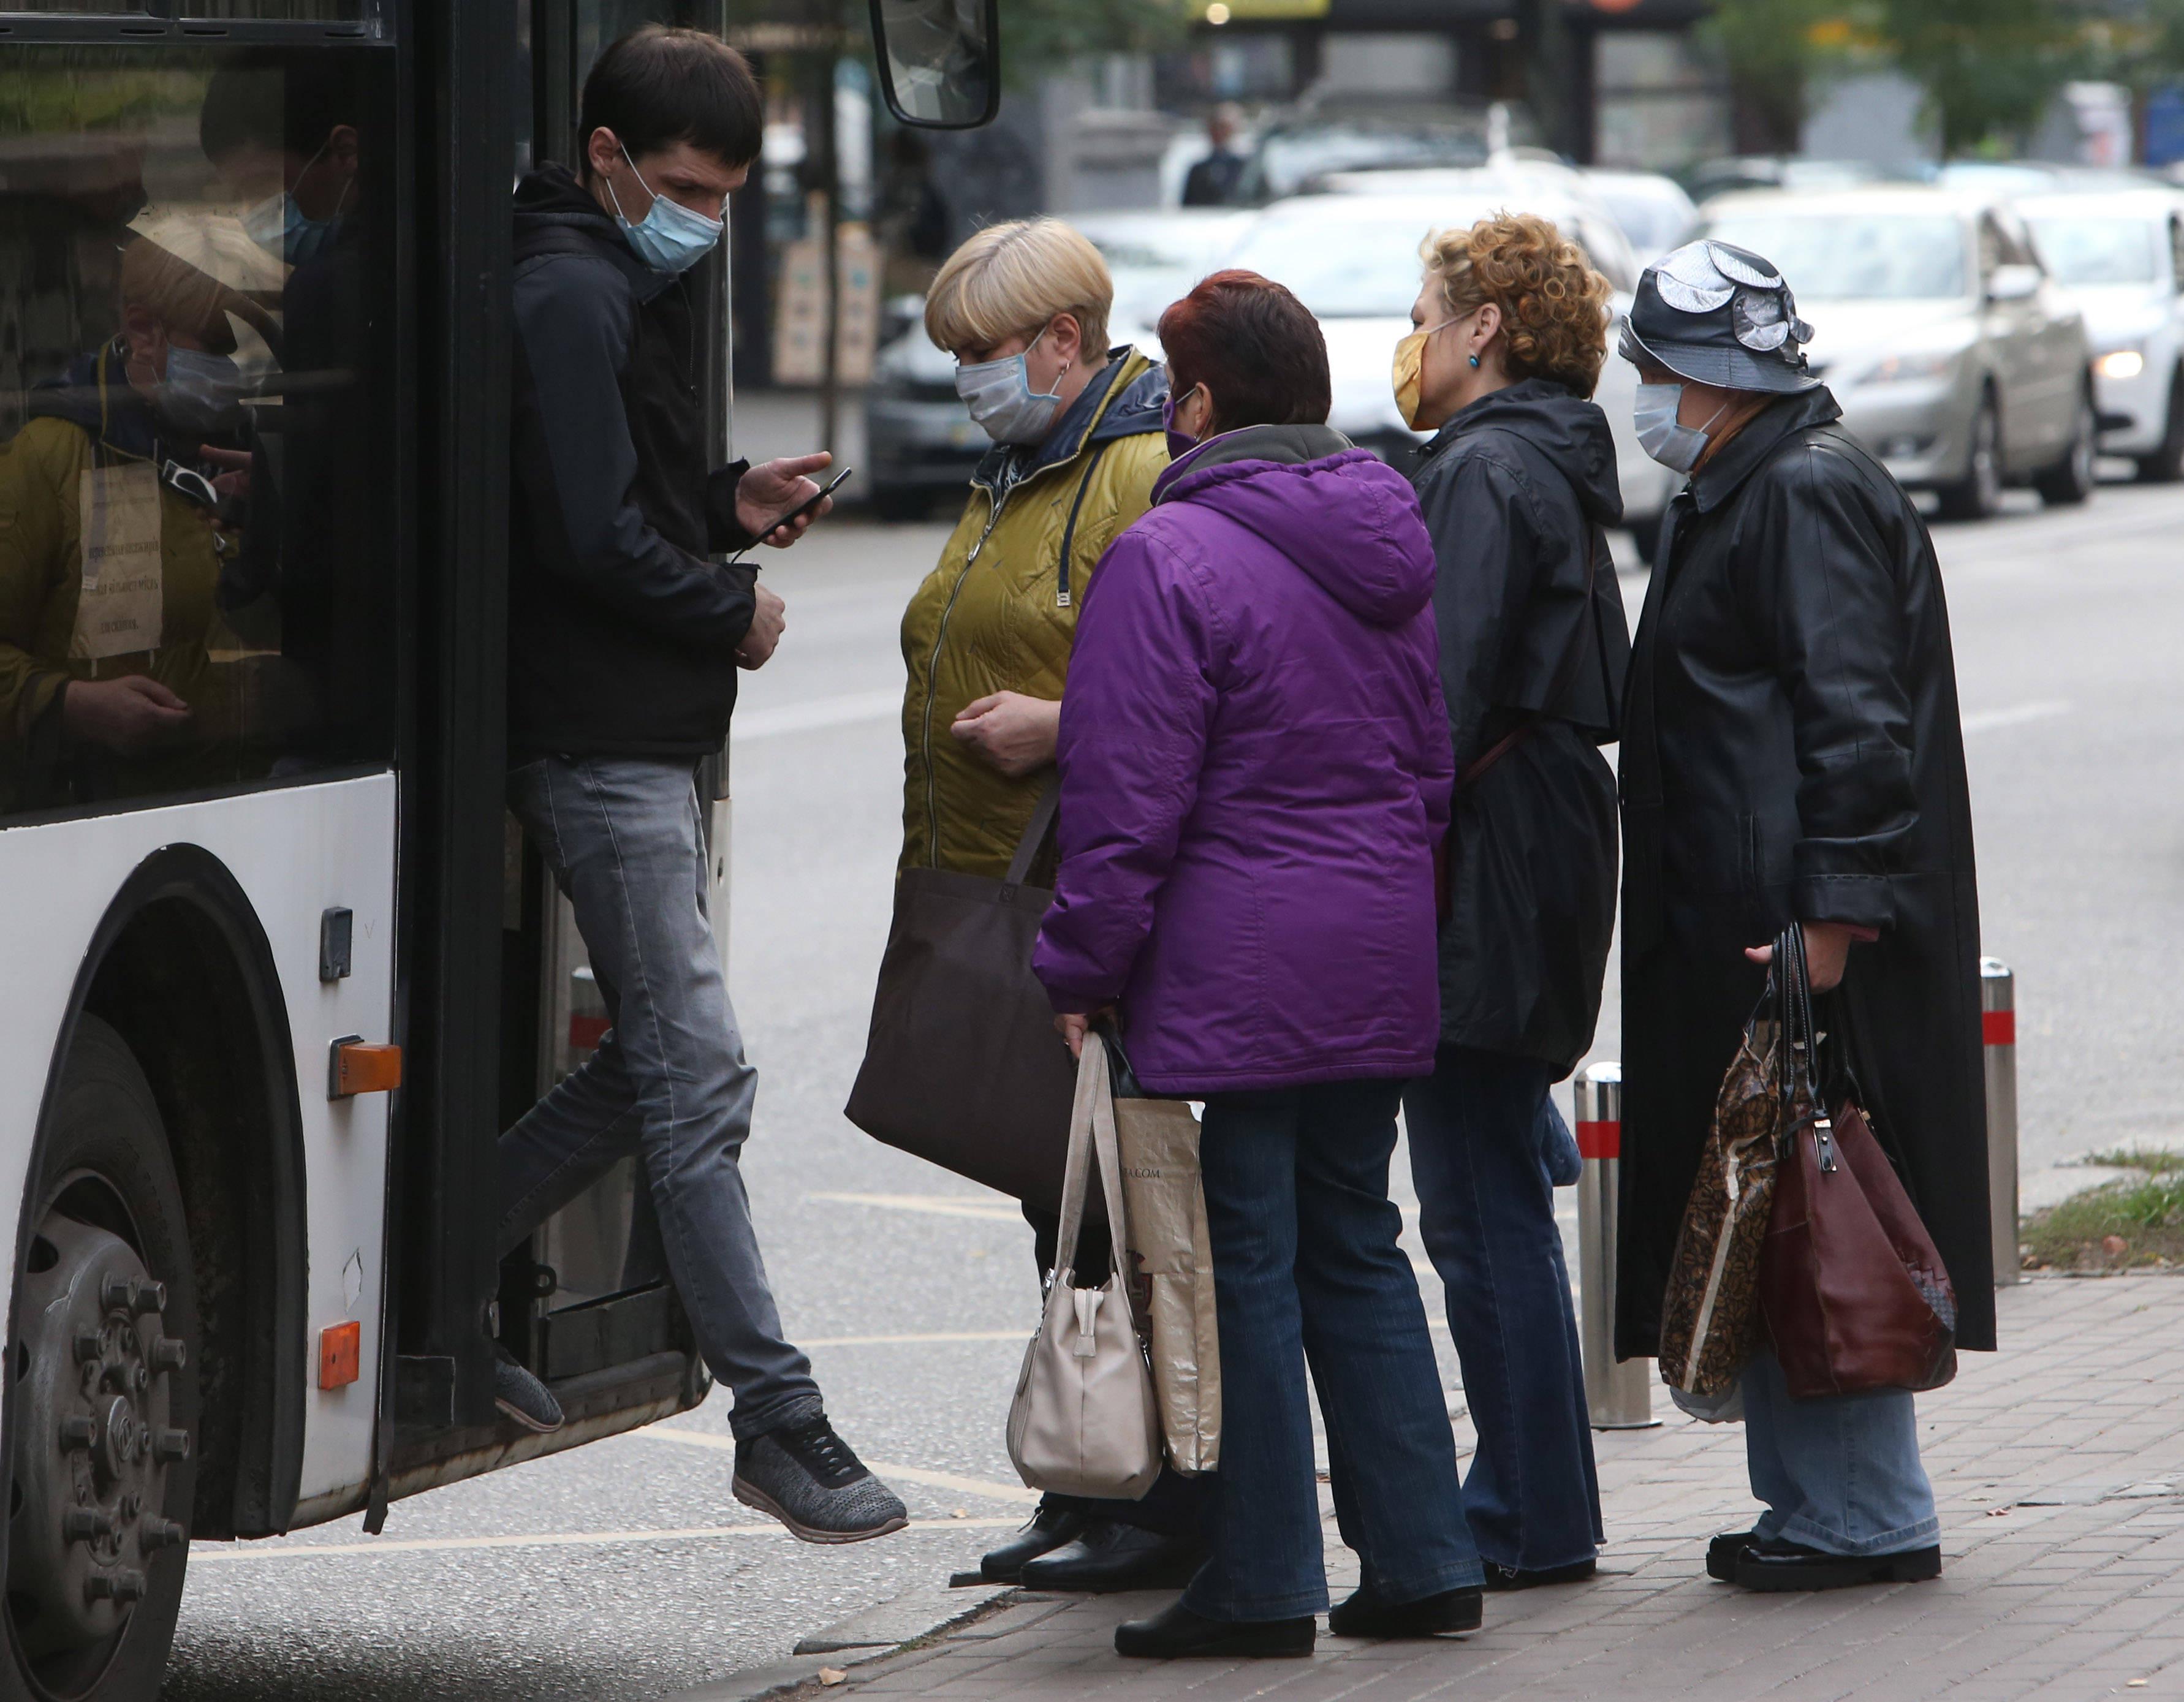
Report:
955,327,1064,445
1634,381,1732,474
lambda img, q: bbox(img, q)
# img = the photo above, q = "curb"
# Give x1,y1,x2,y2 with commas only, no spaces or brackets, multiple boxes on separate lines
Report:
662,1581,1022,1702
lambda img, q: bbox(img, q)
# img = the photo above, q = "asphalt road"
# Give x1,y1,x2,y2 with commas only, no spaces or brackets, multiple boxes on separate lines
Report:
163,474,2184,1700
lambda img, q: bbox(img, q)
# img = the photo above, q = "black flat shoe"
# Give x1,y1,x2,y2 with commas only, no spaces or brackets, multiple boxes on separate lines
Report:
1114,1598,1314,1659
1327,1581,1483,1638
1706,1530,1757,1582
1482,1557,1596,1590
1019,1519,1208,1592
979,1504,1088,1584
1733,1538,1942,1592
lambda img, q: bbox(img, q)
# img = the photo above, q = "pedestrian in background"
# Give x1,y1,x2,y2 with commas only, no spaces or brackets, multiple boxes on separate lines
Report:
1614,238,1990,1589
1180,104,1247,207
901,216,1208,1593
1035,270,1481,1659
1392,212,1626,1589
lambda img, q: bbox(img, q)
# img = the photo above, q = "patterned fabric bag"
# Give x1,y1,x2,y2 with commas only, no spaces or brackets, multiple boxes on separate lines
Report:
1658,926,1813,1397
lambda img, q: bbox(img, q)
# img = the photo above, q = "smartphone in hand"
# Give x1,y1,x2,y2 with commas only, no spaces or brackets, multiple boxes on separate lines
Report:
739,467,854,556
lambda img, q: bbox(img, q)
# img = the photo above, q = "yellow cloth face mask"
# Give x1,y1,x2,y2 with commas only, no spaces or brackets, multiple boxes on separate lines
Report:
1391,317,1464,432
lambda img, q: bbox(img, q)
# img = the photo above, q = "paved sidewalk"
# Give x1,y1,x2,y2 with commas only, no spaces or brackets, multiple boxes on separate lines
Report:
689,1276,2184,1701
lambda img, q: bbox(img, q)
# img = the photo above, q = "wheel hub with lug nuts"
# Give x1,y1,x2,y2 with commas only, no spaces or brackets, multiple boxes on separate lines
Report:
11,1212,189,1658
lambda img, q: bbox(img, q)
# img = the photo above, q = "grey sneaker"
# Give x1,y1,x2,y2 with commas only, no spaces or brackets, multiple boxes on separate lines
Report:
493,1344,564,1433
734,1418,908,1544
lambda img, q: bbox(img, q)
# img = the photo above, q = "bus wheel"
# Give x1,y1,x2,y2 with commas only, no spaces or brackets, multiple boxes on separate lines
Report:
6,1016,197,1702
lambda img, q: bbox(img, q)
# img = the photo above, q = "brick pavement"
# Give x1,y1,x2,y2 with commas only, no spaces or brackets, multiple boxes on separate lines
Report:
743,1277,2184,1702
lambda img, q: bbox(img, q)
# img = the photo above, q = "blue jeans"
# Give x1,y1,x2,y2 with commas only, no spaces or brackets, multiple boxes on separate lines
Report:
1186,1080,1481,1623
498,755,821,1439
1404,1047,1602,1572
1742,1349,1939,1555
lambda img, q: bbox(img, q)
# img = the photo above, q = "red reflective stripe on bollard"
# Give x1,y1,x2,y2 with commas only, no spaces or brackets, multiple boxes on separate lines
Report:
1983,1009,2015,1046
1577,1120,1620,1160
570,1013,610,1050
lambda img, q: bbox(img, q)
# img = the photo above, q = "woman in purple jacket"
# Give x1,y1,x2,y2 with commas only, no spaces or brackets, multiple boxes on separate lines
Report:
1034,271,1481,1659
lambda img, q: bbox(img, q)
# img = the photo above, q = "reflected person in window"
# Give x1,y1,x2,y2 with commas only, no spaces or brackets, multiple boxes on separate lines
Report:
0,237,275,811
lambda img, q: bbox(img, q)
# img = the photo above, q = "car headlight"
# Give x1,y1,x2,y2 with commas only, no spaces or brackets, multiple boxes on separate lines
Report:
2096,347,2147,379
1857,350,1957,385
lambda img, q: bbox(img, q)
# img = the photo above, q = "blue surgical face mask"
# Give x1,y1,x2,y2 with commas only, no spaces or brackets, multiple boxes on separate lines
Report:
955,327,1064,445
159,346,249,436
1634,380,1731,474
241,136,350,265
607,145,724,276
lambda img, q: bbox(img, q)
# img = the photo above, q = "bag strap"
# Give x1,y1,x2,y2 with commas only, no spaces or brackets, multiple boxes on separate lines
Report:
1050,1033,1129,1287
1004,773,1062,888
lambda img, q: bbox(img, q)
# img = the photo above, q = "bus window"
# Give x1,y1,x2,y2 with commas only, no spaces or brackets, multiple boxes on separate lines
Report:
0,45,396,825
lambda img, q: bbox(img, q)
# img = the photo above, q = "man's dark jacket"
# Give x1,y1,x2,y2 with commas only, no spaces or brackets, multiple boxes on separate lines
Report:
1410,378,1629,1075
509,164,757,758
1615,387,1993,1360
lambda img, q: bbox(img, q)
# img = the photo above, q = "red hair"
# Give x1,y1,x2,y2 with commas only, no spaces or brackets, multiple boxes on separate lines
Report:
1157,269,1330,435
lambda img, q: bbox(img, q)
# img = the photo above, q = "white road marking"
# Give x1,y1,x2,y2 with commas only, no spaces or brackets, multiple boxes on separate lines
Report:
192,1515,1022,1563
808,1191,1022,1223
1962,700,2071,734
732,690,900,741
634,1426,1041,1505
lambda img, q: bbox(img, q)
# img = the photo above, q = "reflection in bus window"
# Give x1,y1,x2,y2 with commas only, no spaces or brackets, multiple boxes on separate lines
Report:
0,46,394,822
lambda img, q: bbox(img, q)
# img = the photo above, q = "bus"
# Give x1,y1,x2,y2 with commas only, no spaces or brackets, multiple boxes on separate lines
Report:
0,4,995,1697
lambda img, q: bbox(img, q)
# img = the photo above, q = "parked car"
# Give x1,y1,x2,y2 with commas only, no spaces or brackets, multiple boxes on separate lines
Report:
2019,187,2184,481
1686,156,1898,203
1700,186,2097,518
865,210,1246,517
1218,179,1678,558
1582,167,1699,264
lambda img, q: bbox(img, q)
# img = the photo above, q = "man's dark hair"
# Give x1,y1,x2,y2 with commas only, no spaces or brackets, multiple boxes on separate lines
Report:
1158,269,1331,434
578,26,762,177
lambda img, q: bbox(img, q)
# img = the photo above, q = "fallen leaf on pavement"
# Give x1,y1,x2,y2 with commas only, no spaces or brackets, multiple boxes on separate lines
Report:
819,1669,847,1687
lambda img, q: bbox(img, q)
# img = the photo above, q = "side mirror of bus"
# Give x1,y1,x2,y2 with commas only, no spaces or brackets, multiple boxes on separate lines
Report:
869,0,1001,130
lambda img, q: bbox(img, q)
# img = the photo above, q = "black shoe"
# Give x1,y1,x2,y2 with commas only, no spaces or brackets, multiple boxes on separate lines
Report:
1114,1598,1314,1659
492,1344,563,1433
1482,1557,1596,1590
1326,1580,1484,1638
1018,1519,1208,1592
733,1418,909,1545
1706,1529,1757,1582
1733,1538,1943,1592
981,1504,1090,1584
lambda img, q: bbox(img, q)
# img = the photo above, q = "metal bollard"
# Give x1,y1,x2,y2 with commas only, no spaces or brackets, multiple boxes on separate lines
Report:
1982,959,2021,1287
1574,1063,1656,1429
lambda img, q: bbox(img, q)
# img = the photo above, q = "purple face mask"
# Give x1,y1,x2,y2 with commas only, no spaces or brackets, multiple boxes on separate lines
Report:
1162,389,1199,463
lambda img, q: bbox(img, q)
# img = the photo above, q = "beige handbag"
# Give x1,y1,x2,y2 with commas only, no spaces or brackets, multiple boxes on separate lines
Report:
1005,1034,1163,1501
1113,1089,1221,1476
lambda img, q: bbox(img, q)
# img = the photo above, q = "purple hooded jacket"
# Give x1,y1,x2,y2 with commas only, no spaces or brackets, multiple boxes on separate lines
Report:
1033,426,1455,1094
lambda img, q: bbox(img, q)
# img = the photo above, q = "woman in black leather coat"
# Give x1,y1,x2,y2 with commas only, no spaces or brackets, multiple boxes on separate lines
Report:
1614,239,1989,1593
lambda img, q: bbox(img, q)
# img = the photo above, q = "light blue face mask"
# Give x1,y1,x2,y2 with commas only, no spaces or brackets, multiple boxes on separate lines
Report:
1634,380,1731,474
241,136,349,265
160,346,249,436
606,145,724,275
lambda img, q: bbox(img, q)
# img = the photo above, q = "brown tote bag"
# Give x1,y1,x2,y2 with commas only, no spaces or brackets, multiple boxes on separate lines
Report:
844,777,1080,1215
1757,936,1957,1399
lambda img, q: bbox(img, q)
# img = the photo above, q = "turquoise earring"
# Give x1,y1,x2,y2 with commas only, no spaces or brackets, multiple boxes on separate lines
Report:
1468,353,1480,368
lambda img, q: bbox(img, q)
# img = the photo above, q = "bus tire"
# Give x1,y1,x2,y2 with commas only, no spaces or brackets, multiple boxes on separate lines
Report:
5,1015,198,1702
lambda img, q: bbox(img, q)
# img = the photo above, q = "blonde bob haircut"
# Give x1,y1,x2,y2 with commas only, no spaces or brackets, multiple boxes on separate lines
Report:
924,217,1113,360
1422,211,1613,398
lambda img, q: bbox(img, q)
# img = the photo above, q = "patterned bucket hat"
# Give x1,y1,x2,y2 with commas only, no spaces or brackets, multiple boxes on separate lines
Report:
1618,238,1819,394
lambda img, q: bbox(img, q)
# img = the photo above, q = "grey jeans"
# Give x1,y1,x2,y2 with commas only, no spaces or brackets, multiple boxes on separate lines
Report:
499,754,821,1439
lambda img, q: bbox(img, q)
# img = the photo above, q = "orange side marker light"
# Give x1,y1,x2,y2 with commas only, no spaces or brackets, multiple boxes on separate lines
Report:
319,1320,362,1390
328,1038,403,1099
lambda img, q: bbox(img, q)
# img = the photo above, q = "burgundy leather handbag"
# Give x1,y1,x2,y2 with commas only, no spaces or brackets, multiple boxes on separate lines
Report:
1757,928,1958,1400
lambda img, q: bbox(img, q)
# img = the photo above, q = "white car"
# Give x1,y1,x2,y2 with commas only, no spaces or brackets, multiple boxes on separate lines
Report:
1701,187,2096,519
1580,167,1700,264
1068,208,1257,355
1216,180,1678,558
2018,187,2184,481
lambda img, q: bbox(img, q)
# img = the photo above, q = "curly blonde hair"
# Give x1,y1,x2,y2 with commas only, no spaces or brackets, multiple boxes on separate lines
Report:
1422,212,1612,398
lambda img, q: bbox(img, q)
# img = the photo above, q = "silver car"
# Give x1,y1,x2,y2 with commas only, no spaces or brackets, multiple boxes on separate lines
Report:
1701,187,2096,519
1216,176,1680,558
2018,187,2184,482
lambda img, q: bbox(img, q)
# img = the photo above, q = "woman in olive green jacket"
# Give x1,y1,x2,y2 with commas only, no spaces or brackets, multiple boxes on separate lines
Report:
897,219,1200,1592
